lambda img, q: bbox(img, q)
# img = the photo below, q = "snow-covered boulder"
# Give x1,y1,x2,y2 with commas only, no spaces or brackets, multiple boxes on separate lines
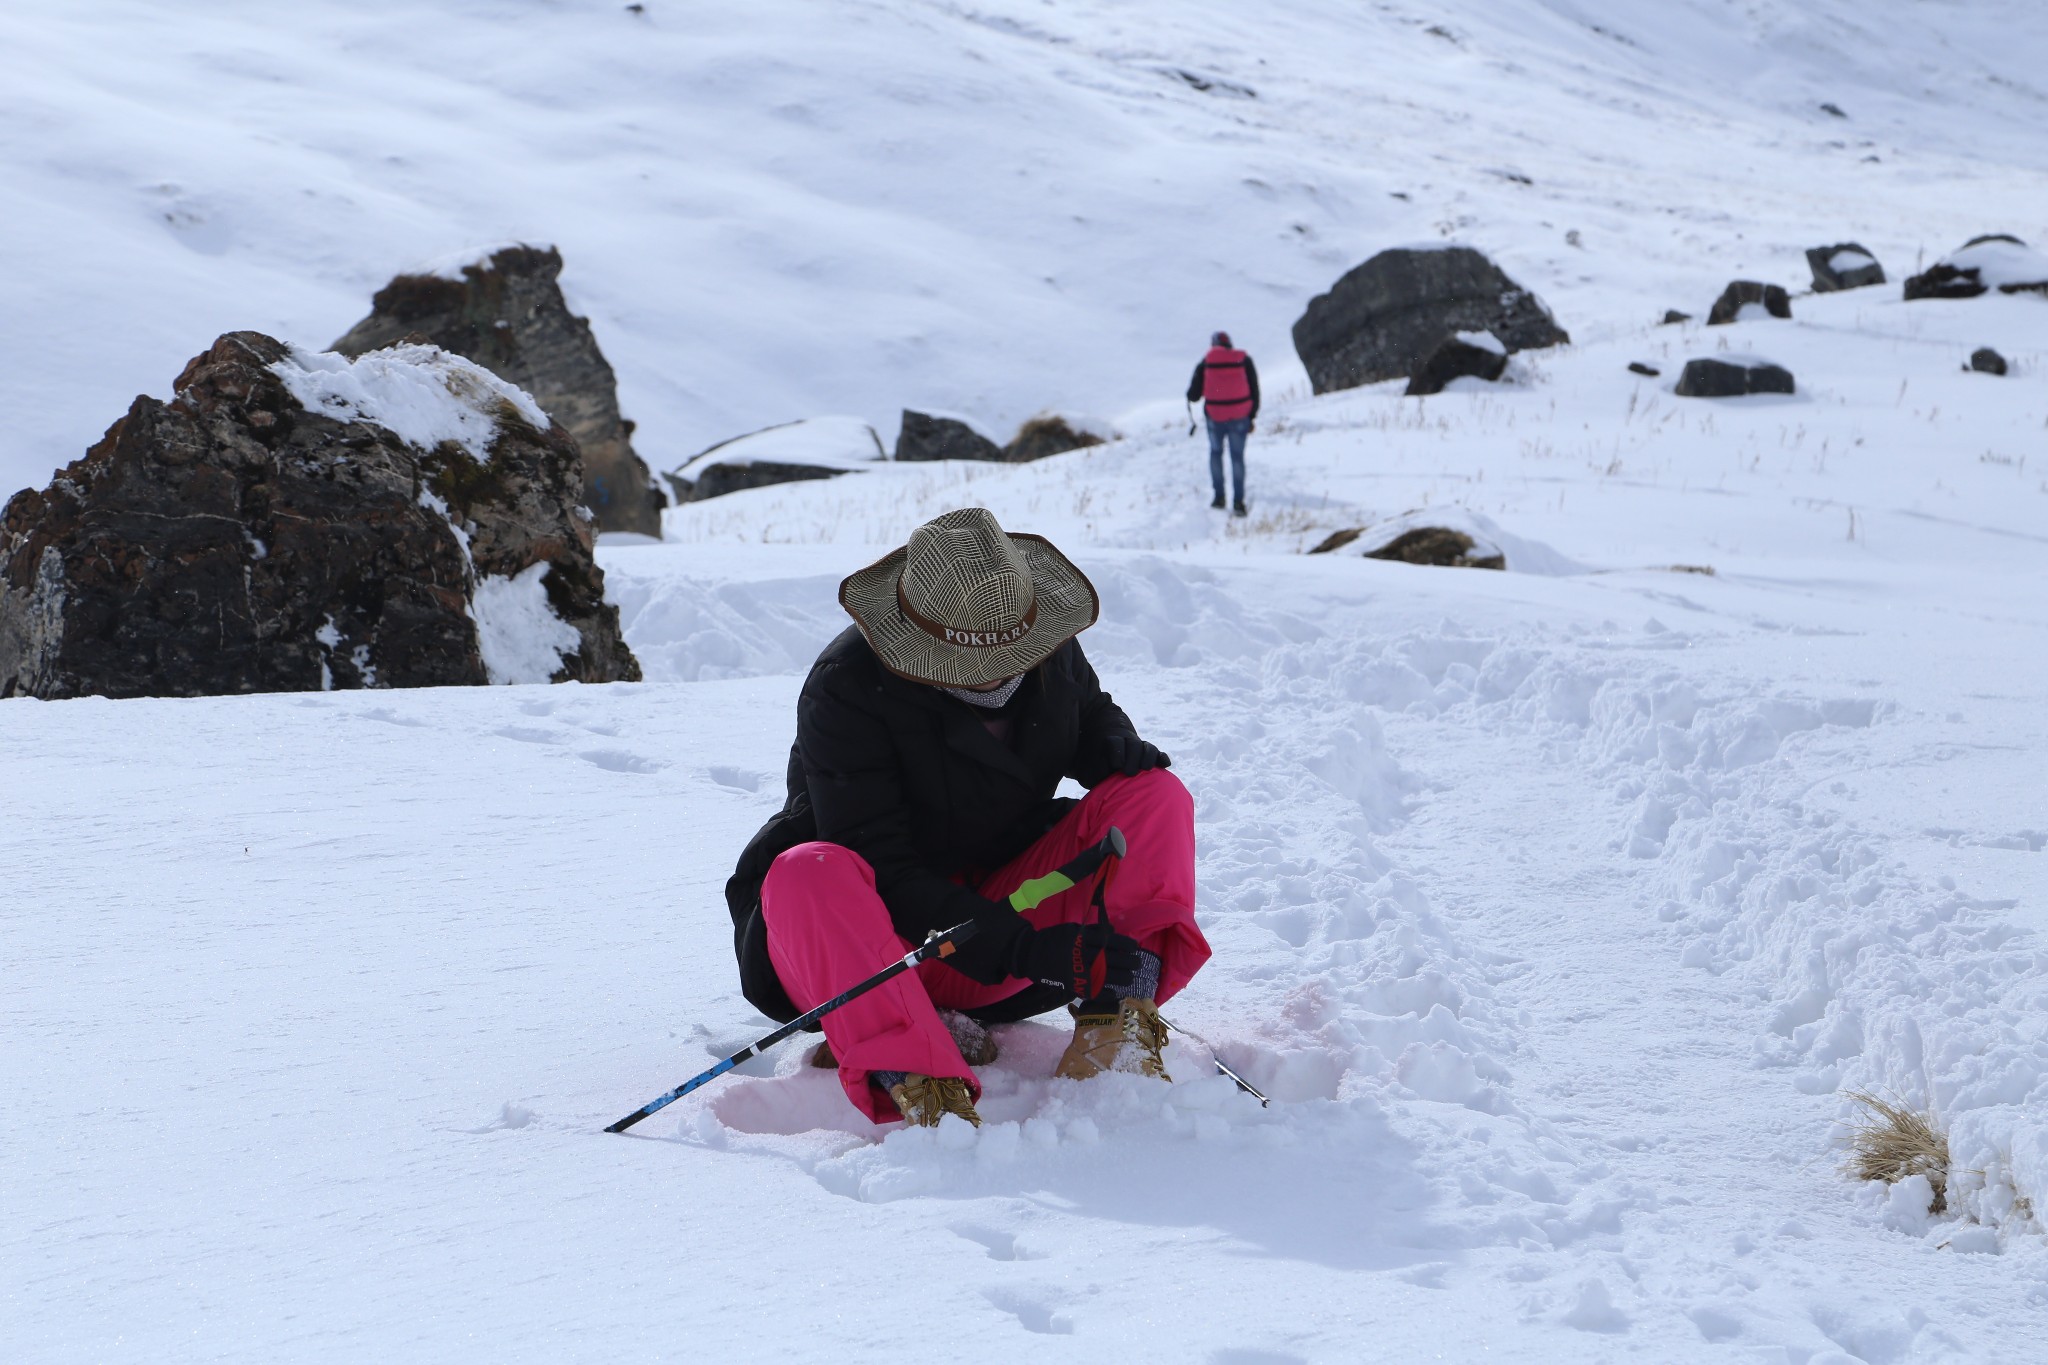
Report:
332,244,667,536
1674,355,1796,397
667,416,883,503
1806,242,1885,292
1904,234,2048,301
894,409,1005,462
0,332,638,699
1003,413,1108,463
1404,330,1508,396
1306,508,1582,574
1290,245,1569,393
1707,280,1792,325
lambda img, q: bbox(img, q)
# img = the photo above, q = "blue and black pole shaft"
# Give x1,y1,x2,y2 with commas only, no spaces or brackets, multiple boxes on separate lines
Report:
603,828,1132,1135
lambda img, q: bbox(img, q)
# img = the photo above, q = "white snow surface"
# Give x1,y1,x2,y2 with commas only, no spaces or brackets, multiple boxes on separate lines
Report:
6,1,2048,1362
270,343,551,463
471,562,581,685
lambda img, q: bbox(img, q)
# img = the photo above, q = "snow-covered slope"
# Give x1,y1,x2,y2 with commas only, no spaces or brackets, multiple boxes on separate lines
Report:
5,2,2048,1362
5,0,2048,495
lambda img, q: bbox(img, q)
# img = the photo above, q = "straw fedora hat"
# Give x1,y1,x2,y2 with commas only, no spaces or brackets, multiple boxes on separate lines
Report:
838,507,1100,687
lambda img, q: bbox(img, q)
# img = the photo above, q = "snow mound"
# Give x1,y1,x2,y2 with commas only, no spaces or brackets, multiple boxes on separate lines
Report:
270,343,551,463
1940,237,2048,292
471,562,580,684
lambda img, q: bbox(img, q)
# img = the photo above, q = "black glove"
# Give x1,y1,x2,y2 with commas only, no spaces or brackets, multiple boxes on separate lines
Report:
943,898,1032,986
1103,734,1171,777
1008,921,1141,997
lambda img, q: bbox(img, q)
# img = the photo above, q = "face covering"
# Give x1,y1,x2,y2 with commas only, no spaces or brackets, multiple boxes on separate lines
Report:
939,672,1024,708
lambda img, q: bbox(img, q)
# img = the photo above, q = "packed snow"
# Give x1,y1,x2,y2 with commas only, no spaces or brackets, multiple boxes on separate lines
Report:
471,562,582,686
270,343,551,462
4,1,2048,1362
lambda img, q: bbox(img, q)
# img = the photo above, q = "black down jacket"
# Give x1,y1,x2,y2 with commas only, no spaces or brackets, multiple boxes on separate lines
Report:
726,624,1142,1022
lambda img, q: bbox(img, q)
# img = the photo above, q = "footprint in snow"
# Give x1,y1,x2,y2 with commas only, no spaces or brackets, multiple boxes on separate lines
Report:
708,766,764,793
952,1223,1047,1262
580,749,666,774
981,1287,1073,1336
493,725,561,745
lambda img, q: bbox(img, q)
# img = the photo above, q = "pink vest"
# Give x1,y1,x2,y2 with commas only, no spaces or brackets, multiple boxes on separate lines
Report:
1201,347,1252,420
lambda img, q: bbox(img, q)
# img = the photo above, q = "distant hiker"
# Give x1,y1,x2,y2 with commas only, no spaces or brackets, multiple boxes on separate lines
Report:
727,508,1210,1128
1187,331,1259,517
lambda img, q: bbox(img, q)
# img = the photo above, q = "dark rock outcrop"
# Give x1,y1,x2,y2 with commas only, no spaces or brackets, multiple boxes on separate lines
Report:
332,244,666,536
1369,527,1505,570
1628,362,1662,377
0,332,639,699
1904,235,2048,301
1969,348,2009,376
1291,246,1568,393
1807,243,1885,292
1707,281,1792,325
894,410,1005,462
1674,356,1796,398
1405,332,1508,396
1662,310,1693,325
1004,416,1104,463
1307,524,1504,570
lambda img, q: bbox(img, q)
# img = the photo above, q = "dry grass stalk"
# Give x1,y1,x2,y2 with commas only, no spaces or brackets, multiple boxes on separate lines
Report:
1845,1090,1949,1213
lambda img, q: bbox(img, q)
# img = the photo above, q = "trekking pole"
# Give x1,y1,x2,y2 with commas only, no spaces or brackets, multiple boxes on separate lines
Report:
604,831,1129,1134
1006,825,1126,912
1185,400,1197,437
1161,1017,1269,1106
603,920,981,1134
1057,826,1271,1106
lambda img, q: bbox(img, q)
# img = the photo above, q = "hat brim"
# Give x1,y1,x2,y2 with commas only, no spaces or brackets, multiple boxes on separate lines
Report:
838,532,1100,687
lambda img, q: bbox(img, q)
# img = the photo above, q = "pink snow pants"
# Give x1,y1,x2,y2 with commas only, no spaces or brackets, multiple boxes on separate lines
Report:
761,769,1209,1123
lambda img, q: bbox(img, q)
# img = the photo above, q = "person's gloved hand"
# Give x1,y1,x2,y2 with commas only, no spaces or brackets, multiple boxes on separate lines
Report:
1008,921,1141,996
1103,734,1171,777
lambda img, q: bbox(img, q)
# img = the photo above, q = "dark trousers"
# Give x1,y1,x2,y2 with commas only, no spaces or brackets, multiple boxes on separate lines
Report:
1206,417,1249,504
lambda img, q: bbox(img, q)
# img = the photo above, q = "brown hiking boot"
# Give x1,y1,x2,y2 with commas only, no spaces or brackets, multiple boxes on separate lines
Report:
1054,998,1171,1082
811,1010,997,1070
887,1073,983,1128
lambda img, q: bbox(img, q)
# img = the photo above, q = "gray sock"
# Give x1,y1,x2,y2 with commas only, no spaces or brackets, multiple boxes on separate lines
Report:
1122,949,1162,1003
1080,949,1162,1014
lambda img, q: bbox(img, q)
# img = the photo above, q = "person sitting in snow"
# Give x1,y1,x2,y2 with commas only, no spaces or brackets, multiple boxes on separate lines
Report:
1186,330,1259,517
726,507,1210,1128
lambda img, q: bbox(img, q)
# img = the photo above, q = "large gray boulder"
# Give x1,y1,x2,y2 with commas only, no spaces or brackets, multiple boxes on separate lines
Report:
1291,246,1569,393
332,244,666,536
0,332,639,699
1674,355,1796,398
1806,243,1885,292
894,410,1005,462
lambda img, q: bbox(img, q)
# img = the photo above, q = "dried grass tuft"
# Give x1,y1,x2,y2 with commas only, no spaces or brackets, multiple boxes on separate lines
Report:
1845,1091,1949,1213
